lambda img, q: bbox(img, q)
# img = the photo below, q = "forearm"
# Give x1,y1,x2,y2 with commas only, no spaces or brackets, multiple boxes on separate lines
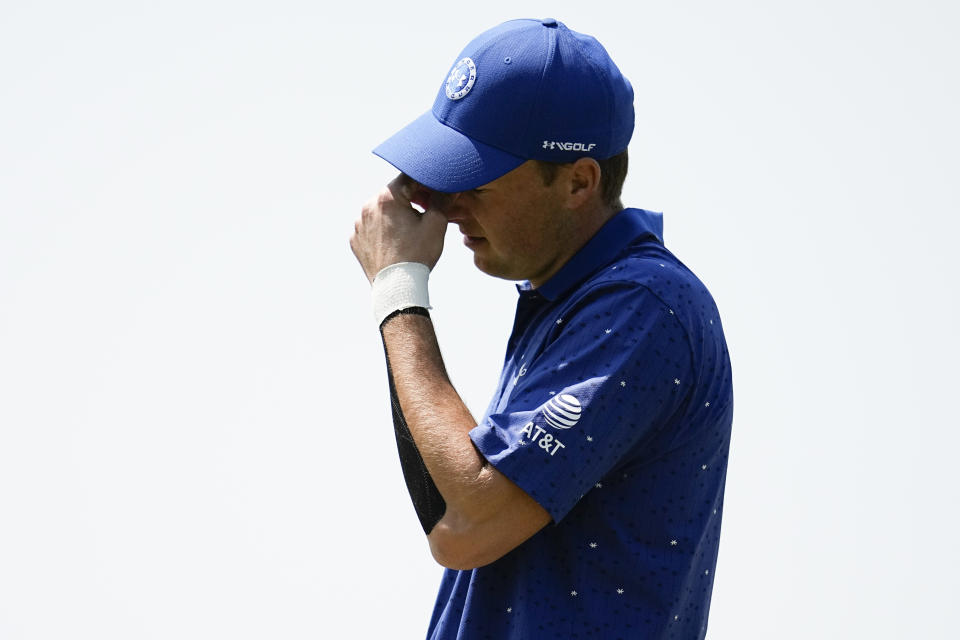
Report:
380,312,488,510
353,177,550,569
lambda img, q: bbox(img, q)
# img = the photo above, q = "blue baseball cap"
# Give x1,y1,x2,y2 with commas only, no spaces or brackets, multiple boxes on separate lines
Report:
373,18,635,193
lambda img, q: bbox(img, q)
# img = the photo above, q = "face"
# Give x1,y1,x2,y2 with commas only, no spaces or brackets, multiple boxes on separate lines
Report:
428,161,577,287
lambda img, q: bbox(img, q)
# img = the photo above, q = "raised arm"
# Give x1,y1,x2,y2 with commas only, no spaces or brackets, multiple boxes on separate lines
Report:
350,177,550,570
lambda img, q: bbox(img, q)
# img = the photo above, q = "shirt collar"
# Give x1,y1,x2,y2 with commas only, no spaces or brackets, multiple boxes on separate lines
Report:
519,208,664,302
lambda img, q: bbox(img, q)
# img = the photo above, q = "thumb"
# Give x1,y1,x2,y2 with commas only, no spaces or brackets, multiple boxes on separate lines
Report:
421,205,448,236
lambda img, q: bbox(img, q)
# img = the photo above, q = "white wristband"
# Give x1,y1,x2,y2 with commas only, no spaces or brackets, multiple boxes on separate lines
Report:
371,262,432,327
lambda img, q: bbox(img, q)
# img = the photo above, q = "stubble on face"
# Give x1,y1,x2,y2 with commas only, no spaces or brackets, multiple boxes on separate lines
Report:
454,162,576,287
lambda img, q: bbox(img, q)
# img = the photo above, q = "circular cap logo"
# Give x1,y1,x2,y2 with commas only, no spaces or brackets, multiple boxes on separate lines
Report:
445,57,477,100
543,394,582,429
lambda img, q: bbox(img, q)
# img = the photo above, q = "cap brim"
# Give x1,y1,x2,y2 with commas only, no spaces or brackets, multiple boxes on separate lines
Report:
373,111,526,193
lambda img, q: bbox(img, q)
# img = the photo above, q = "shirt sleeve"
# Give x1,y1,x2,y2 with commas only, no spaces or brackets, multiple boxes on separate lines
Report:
469,281,694,523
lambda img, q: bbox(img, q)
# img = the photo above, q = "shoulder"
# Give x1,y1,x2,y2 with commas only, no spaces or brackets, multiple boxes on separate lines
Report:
553,239,727,360
564,240,713,319
596,239,712,297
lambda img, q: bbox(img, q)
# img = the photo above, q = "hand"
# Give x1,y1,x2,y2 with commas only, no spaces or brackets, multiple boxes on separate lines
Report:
351,174,449,284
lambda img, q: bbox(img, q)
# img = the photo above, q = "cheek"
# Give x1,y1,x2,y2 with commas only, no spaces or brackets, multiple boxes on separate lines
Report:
489,217,534,254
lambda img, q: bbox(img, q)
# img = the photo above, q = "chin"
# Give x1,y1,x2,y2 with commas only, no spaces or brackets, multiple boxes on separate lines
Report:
473,255,522,282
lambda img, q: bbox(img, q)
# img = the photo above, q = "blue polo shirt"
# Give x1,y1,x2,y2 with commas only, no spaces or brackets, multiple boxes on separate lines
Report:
426,208,734,640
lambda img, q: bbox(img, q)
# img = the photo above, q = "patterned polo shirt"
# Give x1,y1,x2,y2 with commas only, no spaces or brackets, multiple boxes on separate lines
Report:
425,208,734,640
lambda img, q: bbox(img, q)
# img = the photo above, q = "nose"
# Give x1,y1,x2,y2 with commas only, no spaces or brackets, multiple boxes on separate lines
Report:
401,175,465,220
430,191,464,220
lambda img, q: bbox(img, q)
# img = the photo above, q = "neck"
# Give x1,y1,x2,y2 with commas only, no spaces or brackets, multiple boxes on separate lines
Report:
527,202,621,288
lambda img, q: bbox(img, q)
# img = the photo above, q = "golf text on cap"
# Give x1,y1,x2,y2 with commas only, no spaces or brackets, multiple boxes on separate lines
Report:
446,57,477,100
542,140,597,152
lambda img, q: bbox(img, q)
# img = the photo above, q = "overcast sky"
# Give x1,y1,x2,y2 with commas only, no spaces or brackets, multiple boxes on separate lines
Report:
2,1,958,638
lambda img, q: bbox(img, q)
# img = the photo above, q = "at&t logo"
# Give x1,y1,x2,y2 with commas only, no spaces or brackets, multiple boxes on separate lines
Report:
518,393,583,457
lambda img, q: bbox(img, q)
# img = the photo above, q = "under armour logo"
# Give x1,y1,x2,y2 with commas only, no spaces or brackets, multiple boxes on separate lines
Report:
542,140,597,152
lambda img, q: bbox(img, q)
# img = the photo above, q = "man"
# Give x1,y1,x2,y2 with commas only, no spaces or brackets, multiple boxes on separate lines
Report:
350,18,733,640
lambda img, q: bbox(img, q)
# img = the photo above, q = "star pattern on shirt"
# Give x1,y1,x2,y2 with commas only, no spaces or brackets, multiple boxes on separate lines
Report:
437,210,734,634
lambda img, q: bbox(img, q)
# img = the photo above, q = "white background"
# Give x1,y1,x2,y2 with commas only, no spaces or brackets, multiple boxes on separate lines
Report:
2,1,958,638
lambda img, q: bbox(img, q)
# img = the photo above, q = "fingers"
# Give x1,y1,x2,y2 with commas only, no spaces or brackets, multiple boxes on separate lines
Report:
388,173,418,207
393,172,417,193
426,190,458,214
351,174,450,279
390,173,446,214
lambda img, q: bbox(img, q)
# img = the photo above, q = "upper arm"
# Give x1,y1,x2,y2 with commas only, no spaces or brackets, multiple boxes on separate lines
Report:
427,461,551,570
426,281,692,569
466,283,694,523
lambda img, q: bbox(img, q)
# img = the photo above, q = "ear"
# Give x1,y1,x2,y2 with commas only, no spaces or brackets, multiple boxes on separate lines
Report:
564,157,602,209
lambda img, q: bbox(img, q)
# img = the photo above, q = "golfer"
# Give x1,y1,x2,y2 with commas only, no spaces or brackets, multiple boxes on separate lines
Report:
351,18,733,639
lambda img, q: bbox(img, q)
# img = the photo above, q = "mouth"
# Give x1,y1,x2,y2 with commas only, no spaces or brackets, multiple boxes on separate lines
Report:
462,235,486,250
455,224,485,248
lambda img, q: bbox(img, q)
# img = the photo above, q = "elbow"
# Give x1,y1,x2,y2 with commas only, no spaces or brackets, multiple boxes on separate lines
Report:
427,518,501,570
424,467,552,569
